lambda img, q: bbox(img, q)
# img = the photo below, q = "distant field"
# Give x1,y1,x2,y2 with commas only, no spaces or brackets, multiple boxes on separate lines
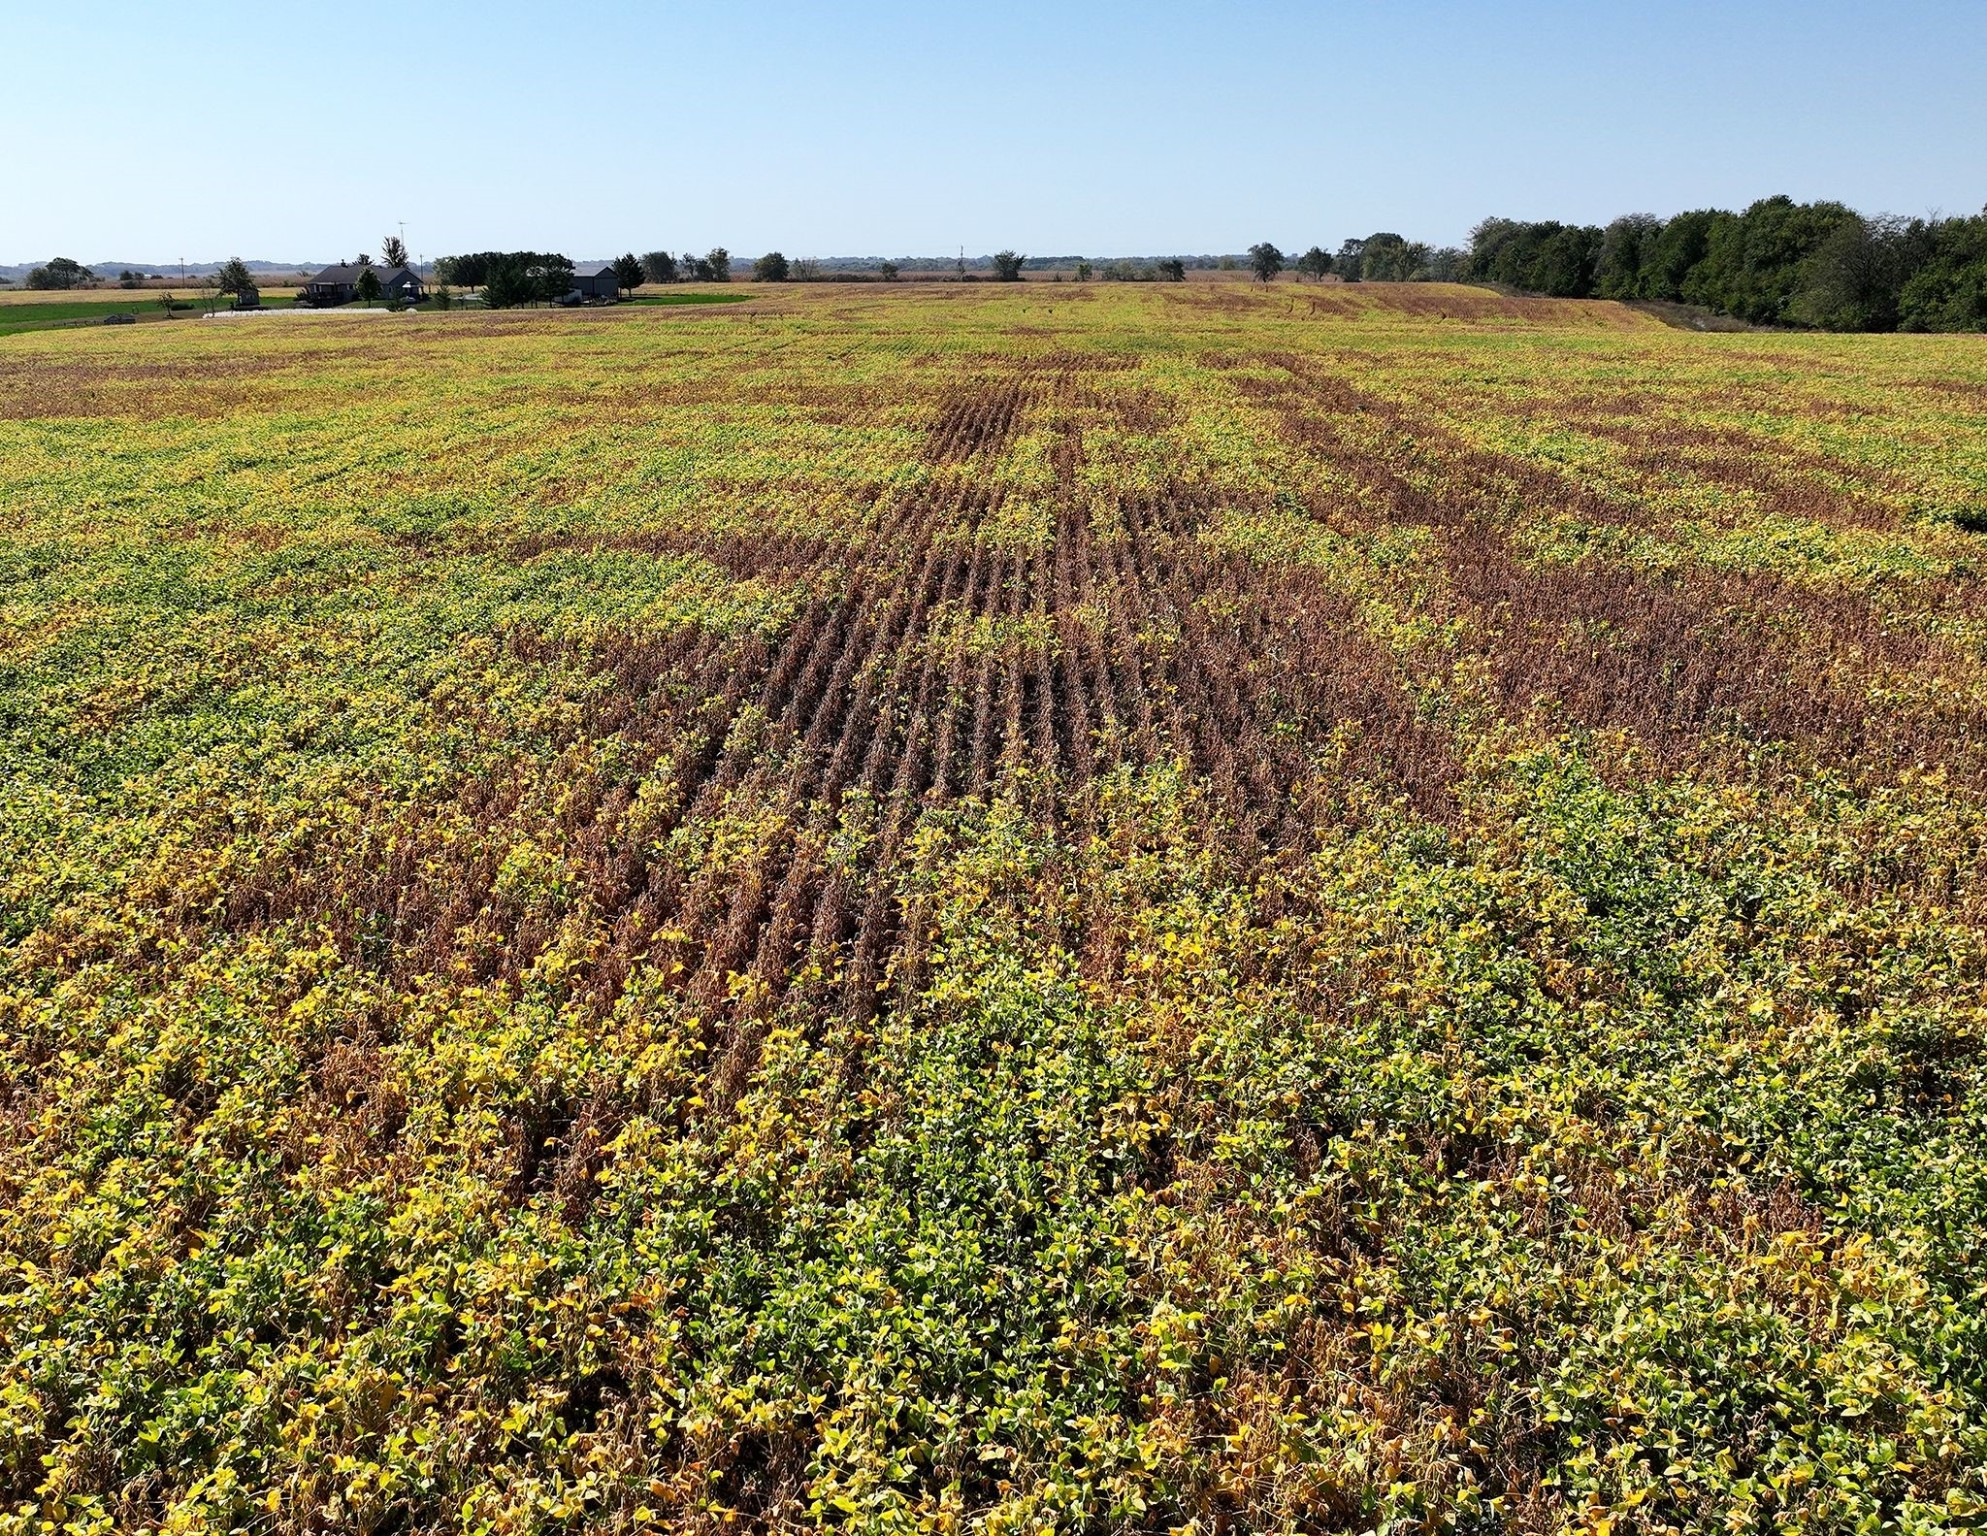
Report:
0,286,157,305
3,284,1986,1532
0,288,314,337
0,298,175,336
0,285,306,306
0,288,746,334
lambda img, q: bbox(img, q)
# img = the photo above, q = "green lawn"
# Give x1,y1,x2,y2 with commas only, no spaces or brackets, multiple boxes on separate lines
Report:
0,297,200,337
624,290,754,305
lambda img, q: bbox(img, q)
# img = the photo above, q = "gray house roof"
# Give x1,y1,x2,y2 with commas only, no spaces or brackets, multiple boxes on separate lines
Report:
570,262,618,280
307,263,422,288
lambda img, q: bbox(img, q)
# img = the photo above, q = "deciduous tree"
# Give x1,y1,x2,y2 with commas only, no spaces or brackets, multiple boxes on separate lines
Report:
26,257,91,290
1596,215,1661,299
1295,247,1333,282
215,258,257,305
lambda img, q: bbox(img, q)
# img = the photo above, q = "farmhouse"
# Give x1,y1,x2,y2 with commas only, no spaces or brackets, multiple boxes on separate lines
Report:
567,262,621,303
300,263,426,306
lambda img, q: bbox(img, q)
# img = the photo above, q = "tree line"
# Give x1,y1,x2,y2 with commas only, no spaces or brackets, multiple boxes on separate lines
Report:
1241,239,1471,286
433,247,1039,300
431,249,737,305
1463,197,1987,331
434,250,736,288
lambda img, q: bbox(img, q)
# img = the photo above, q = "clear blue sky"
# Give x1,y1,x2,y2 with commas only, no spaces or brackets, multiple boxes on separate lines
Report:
6,0,1983,264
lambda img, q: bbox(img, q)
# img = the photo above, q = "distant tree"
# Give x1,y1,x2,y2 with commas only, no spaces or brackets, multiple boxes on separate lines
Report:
480,257,532,307
1785,214,1935,332
433,285,454,311
356,252,374,268
382,235,409,268
214,257,257,305
1640,210,1718,302
1295,246,1333,281
25,257,91,290
990,250,1027,282
642,250,679,283
753,251,790,282
1075,261,1094,282
1899,208,1987,332
1248,243,1284,284
1444,196,1987,332
1528,228,1598,295
1465,218,1600,297
1421,247,1468,282
1353,233,1404,281
537,255,576,301
1334,239,1365,281
478,253,572,307
1662,196,1850,323
435,251,564,289
879,261,900,282
1596,214,1661,299
1737,196,1861,324
613,253,646,294
706,247,732,282
1680,207,1748,313
1156,258,1187,282
356,266,383,304
1217,255,1239,271
1353,233,1432,282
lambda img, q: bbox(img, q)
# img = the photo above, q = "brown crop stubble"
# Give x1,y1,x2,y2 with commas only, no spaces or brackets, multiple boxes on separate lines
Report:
1242,355,1987,798
517,365,1450,1107
66,353,1474,1207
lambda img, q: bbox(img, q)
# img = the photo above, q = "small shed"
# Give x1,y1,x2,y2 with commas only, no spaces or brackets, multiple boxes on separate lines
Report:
569,262,621,302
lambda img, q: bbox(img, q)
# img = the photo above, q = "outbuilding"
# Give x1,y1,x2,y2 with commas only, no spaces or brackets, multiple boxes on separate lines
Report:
567,262,621,303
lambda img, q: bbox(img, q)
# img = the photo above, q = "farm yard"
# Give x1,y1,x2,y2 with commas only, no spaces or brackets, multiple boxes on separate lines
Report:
4,281,1987,1532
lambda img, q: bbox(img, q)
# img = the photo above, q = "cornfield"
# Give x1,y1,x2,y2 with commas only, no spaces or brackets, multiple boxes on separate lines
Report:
3,283,1987,1532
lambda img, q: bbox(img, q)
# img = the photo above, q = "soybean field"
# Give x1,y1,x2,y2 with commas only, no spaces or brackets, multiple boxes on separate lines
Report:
4,284,1987,1533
